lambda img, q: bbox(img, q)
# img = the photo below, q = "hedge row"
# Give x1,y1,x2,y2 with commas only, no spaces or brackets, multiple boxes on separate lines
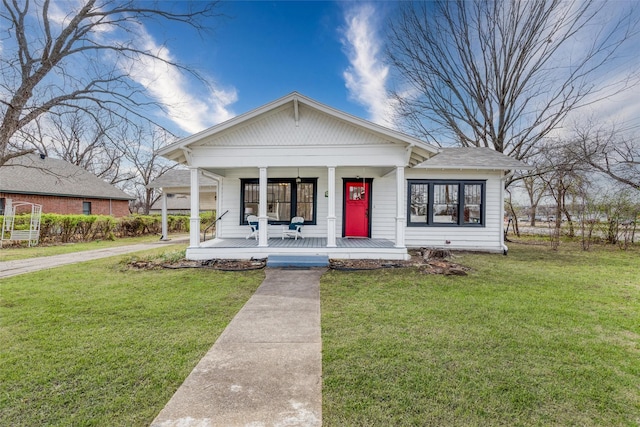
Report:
1,212,215,244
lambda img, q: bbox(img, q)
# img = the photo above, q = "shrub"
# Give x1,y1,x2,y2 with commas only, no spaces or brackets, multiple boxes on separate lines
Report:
0,213,195,244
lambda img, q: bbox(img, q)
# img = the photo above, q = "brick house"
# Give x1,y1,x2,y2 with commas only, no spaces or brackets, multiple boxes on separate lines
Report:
0,154,133,217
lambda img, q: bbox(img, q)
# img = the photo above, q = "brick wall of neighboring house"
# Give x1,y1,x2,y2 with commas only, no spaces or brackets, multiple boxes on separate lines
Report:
0,193,131,217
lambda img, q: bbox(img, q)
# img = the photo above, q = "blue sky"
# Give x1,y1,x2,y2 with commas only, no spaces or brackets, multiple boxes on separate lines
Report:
135,0,640,141
10,0,634,141
139,1,400,135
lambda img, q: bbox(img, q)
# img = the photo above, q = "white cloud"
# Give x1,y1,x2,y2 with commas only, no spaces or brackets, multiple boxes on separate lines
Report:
124,28,237,134
341,3,395,126
43,2,237,134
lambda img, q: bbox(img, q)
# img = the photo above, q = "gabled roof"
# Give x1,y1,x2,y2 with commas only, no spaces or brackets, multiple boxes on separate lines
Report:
416,147,531,170
159,91,440,167
0,154,133,200
146,170,218,190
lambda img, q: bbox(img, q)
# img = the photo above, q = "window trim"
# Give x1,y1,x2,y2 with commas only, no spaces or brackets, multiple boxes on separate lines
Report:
407,180,486,227
240,178,318,225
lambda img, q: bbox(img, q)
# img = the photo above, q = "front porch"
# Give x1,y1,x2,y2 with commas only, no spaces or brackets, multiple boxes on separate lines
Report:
186,237,410,261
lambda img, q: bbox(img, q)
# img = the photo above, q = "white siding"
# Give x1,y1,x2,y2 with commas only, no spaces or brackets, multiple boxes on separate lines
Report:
198,104,393,148
214,166,505,252
404,170,504,252
217,167,329,239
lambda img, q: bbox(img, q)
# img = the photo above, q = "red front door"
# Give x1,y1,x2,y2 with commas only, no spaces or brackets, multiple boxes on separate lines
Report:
344,181,370,237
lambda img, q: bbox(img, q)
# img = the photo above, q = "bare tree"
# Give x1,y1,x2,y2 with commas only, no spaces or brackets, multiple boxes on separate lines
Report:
387,0,639,162
117,124,177,214
0,0,221,167
26,109,132,184
521,173,548,227
573,123,639,191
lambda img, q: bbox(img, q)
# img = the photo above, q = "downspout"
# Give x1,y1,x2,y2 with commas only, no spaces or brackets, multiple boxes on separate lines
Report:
500,170,515,255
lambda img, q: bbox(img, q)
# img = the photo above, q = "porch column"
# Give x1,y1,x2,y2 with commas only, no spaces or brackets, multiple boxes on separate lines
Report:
326,166,337,247
189,167,200,248
395,166,406,248
258,167,268,247
500,171,507,253
160,191,169,240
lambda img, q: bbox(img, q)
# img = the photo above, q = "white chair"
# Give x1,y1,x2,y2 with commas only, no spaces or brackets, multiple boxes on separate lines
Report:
246,215,259,240
282,216,304,240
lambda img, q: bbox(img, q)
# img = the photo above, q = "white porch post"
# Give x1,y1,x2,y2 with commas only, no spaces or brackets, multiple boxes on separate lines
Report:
215,178,222,239
189,168,200,247
327,166,337,247
395,166,406,248
258,167,268,247
160,191,168,240
500,171,506,253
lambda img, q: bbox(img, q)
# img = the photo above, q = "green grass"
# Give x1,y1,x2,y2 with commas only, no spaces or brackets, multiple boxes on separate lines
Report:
321,242,640,426
0,235,173,261
2,242,639,426
0,253,264,426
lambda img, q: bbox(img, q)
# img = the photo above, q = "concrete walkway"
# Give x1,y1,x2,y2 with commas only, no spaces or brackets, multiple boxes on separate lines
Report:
0,236,189,279
151,268,324,427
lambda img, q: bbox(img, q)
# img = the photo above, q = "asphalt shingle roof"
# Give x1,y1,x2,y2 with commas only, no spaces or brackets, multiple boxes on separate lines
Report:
416,147,531,170
0,154,133,200
146,170,218,189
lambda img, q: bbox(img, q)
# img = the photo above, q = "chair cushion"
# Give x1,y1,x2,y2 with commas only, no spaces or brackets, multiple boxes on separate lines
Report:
249,222,259,229
289,223,300,230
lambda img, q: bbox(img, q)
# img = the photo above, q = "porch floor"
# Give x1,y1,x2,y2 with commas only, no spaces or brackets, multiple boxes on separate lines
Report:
188,237,409,261
200,237,396,249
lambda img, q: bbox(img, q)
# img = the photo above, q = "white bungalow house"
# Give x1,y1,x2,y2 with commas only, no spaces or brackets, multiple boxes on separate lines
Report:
158,92,528,261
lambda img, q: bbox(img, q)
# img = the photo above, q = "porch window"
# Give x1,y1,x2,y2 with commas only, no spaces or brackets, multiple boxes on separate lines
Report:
241,178,317,225
407,180,485,226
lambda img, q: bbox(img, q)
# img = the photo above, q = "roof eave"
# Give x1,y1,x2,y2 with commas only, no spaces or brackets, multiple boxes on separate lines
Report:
417,164,533,171
158,92,440,161
0,189,134,200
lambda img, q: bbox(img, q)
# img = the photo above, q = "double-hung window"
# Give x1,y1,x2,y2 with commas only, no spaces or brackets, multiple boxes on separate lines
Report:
408,180,485,226
241,178,317,225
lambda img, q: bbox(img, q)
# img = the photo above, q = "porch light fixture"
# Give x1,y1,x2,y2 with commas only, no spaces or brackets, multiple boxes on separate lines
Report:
296,168,302,183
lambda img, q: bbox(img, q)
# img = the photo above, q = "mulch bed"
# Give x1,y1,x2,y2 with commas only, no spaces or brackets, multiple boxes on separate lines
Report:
329,256,470,275
127,258,267,271
127,248,470,275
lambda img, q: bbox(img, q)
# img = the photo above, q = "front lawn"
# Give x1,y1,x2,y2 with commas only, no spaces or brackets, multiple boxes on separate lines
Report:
0,255,264,426
321,243,640,426
2,242,638,426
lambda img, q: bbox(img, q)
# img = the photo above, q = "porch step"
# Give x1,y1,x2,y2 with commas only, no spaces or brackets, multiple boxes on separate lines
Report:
266,254,329,268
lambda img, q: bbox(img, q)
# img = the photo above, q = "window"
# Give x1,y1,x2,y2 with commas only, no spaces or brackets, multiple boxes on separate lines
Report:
83,201,92,215
241,178,317,225
0,198,5,216
349,184,366,200
407,180,485,226
433,184,459,224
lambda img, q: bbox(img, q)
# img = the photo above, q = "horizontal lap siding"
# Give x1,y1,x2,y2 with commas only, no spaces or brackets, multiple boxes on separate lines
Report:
218,167,393,240
217,168,328,239
215,167,505,251
334,167,396,240
370,176,396,240
403,170,504,251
